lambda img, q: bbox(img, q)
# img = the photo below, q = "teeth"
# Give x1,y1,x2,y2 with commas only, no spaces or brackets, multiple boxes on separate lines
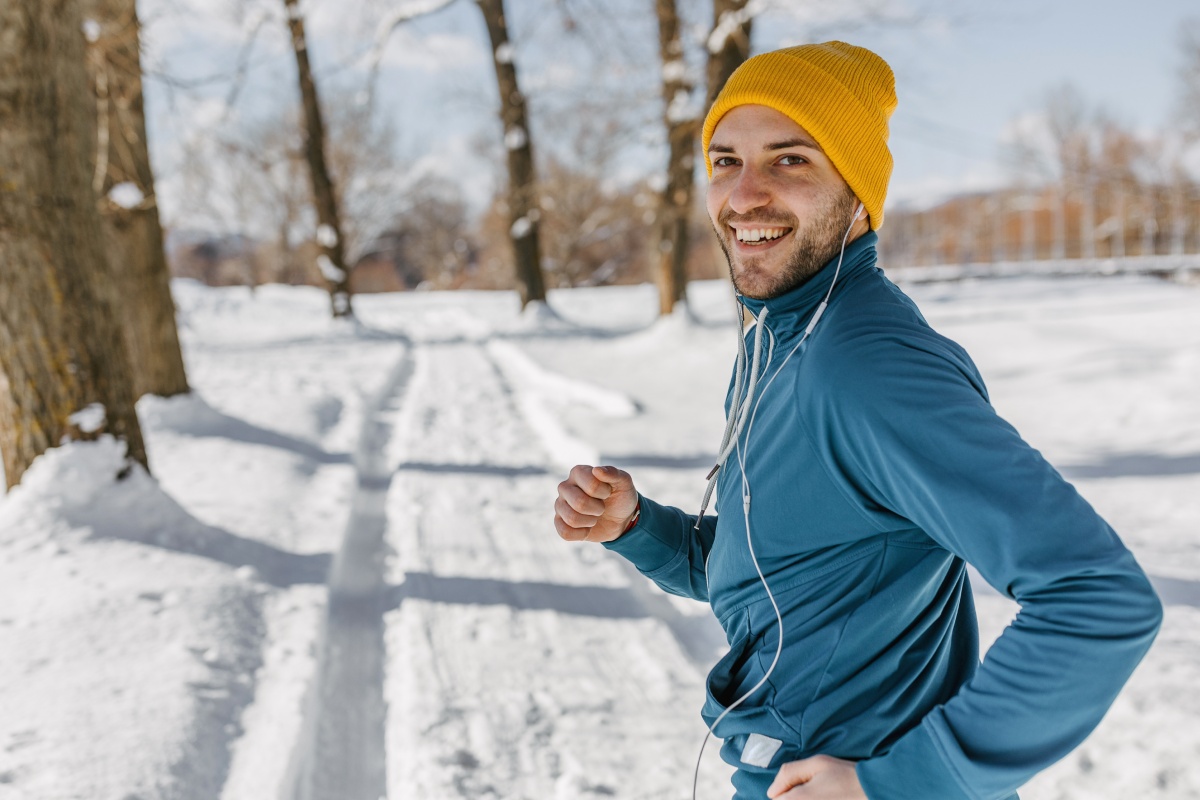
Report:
735,227,787,243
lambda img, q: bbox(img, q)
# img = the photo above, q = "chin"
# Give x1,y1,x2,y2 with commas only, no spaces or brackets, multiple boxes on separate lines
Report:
730,269,777,300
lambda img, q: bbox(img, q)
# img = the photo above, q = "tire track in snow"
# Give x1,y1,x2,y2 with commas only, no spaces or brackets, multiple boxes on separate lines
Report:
286,340,414,800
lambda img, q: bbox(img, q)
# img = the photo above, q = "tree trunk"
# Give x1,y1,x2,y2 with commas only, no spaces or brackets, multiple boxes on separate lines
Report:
1053,187,1067,259
991,192,1006,261
0,0,148,489
1021,192,1036,261
1170,168,1187,255
1113,184,1126,258
283,0,353,318
1140,190,1156,256
706,0,754,111
83,0,188,398
655,0,696,315
1081,176,1096,259
477,0,547,308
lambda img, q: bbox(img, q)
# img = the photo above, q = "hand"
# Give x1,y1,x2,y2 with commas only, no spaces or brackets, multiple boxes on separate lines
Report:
554,465,639,544
767,755,866,800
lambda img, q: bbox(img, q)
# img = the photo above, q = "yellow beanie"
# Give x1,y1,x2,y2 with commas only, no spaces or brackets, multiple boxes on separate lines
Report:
702,41,897,230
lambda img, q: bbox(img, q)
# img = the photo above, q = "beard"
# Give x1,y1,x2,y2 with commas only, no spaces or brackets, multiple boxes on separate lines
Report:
715,184,860,300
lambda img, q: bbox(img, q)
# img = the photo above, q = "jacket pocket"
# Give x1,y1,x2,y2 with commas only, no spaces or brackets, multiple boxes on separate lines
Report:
703,627,803,750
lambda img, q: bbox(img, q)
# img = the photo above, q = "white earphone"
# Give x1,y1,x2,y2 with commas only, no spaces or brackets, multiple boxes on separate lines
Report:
691,197,866,798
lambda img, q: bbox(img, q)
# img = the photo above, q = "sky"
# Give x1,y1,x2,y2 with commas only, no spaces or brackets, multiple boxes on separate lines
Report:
837,0,1200,206
139,0,1200,227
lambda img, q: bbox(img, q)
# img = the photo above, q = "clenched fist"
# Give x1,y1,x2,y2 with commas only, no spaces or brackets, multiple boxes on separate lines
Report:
554,465,639,544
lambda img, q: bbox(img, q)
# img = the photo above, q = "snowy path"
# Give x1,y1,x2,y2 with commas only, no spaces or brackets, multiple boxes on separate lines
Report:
379,333,732,799
289,342,414,800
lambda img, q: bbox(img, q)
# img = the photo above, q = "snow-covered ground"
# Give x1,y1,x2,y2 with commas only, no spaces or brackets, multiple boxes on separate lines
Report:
0,272,1197,799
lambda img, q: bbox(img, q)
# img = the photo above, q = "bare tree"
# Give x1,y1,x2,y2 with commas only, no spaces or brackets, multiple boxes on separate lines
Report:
654,0,697,314
1167,156,1191,255
1098,118,1138,258
1042,85,1092,260
1172,18,1200,254
476,0,548,309
377,178,476,290
645,0,751,316
326,94,408,268
1178,18,1200,137
537,155,654,288
283,0,353,317
83,0,189,398
706,0,754,110
0,0,148,489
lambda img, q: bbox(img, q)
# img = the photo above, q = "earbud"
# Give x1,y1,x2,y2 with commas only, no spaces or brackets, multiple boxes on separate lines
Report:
854,202,866,222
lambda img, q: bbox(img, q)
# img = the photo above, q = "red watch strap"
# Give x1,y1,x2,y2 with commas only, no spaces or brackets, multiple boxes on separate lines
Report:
622,498,642,534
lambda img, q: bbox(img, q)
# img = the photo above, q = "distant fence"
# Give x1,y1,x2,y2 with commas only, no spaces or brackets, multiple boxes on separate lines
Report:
886,254,1200,284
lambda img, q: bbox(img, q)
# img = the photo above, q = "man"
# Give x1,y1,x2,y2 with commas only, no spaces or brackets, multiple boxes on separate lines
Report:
553,42,1162,799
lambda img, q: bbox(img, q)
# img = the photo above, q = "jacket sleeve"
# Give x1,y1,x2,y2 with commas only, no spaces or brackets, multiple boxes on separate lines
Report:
602,495,716,603
812,326,1162,800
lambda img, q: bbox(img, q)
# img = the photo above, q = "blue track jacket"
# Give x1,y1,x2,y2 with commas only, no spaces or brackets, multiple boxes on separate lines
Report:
605,232,1162,799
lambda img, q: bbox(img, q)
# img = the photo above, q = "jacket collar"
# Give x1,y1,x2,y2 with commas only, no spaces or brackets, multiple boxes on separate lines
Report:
738,230,879,322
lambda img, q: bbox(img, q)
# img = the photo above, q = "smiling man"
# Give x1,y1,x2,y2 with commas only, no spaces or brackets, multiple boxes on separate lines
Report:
554,42,1161,799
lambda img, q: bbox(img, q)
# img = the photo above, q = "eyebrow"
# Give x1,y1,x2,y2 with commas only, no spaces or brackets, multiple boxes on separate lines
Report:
708,136,824,154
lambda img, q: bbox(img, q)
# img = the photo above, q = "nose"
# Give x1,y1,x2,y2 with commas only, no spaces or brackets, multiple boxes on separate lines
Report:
728,165,771,215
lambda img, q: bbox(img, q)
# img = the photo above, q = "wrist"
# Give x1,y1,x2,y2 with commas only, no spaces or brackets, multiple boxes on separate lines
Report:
621,496,642,534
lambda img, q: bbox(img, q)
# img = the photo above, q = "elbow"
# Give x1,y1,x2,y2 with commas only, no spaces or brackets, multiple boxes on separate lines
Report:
1028,565,1163,652
1139,574,1164,642
1113,569,1163,653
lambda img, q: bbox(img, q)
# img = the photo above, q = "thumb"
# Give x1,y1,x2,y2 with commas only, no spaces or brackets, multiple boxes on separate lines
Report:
768,759,817,798
592,465,633,491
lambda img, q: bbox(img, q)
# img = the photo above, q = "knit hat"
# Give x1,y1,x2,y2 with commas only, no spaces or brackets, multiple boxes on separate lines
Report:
702,41,897,230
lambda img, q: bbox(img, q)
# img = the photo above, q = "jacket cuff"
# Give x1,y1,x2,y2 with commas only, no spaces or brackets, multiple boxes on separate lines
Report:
601,495,687,574
856,711,974,800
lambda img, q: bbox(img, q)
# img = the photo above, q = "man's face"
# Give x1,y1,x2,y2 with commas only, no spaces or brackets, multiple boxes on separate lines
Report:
705,104,867,300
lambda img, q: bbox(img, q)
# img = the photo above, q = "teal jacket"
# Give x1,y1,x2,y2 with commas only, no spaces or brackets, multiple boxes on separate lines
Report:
605,232,1161,799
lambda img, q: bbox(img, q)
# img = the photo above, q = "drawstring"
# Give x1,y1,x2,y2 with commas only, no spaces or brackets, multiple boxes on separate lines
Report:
694,212,859,528
696,303,770,526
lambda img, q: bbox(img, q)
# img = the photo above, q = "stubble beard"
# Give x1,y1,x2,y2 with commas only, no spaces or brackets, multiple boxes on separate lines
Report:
716,185,859,301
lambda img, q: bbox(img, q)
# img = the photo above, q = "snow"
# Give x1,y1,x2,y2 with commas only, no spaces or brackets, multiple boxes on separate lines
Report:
667,88,698,124
504,125,528,151
107,181,145,210
1,272,1197,798
494,42,514,65
509,215,532,238
81,18,101,43
662,58,689,83
316,254,345,283
316,223,338,248
67,403,106,435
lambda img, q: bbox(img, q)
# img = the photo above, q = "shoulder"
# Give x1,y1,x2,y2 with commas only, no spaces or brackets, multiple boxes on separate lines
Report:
797,270,986,407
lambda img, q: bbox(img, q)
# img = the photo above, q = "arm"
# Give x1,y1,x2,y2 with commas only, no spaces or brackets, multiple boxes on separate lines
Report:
603,494,716,602
816,329,1162,799
554,464,716,602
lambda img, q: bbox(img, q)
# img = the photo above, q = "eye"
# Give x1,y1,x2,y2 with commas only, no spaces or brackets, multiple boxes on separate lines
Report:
712,156,740,168
777,154,808,166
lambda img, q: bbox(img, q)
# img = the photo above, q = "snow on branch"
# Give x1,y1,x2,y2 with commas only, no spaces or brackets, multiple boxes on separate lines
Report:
223,9,272,113
362,0,460,107
707,0,768,54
